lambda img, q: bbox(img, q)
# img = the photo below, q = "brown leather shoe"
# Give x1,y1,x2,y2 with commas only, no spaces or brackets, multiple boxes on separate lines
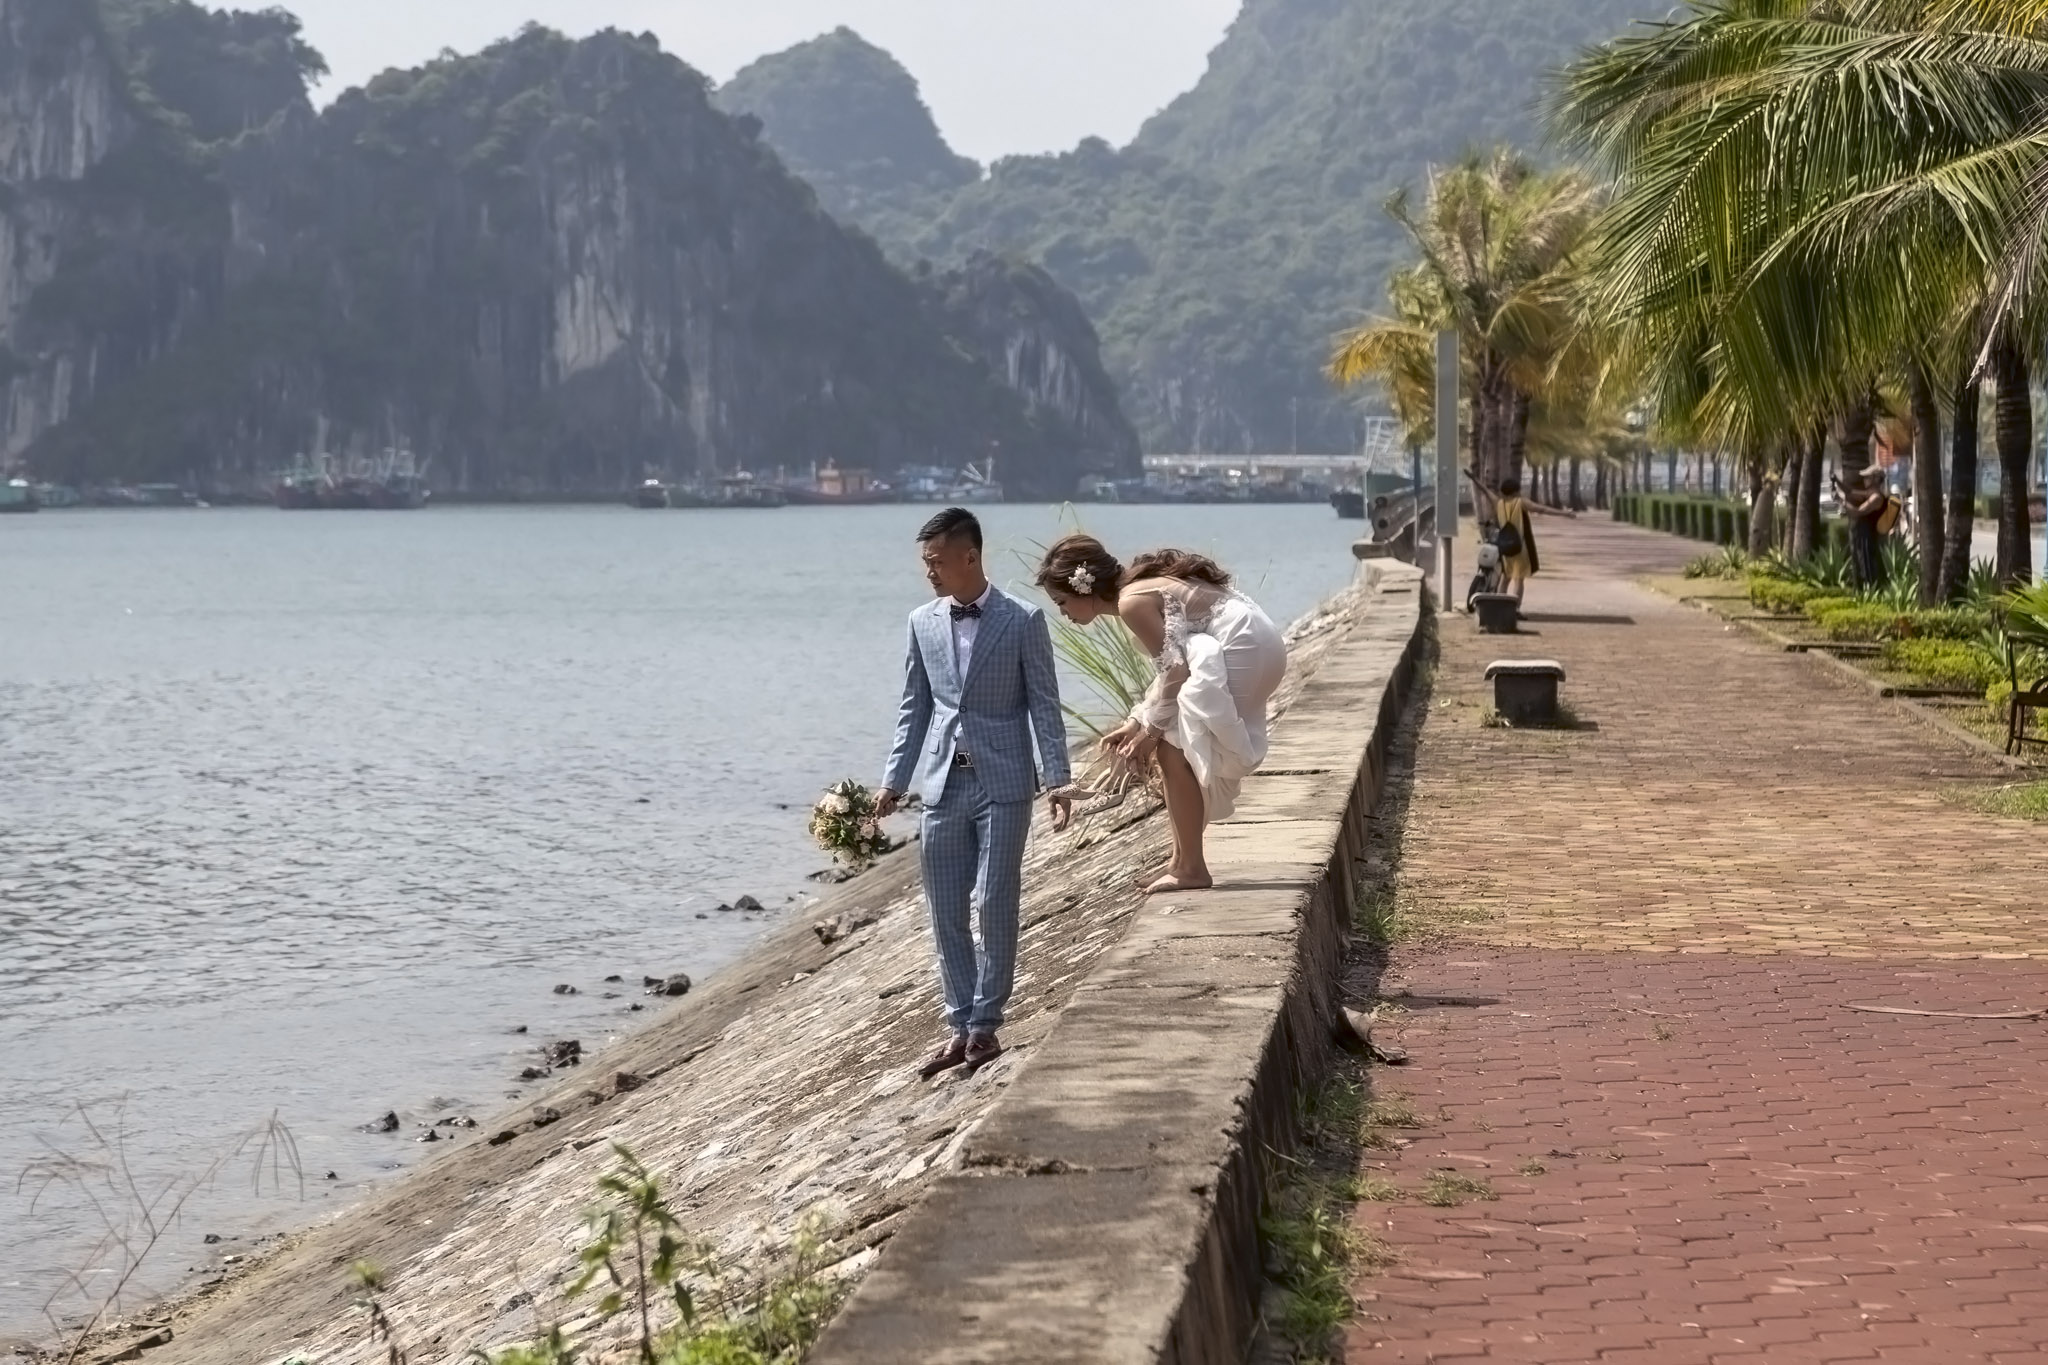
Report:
964,1031,1003,1070
917,1035,969,1080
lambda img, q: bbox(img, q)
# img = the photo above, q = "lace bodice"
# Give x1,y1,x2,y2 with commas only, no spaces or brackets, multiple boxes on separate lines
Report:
1128,580,1241,734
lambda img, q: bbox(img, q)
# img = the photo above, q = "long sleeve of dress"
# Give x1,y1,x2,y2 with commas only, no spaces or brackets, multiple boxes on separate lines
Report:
1130,594,1192,734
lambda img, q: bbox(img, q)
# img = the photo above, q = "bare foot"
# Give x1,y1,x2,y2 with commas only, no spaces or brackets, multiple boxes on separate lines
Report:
1132,860,1172,891
1144,871,1213,895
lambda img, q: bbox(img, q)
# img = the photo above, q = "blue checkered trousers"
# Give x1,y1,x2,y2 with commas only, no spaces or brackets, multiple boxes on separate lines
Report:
883,589,1070,1035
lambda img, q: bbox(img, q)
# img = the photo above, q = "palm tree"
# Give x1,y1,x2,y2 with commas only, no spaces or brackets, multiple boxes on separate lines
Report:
1553,0,2048,586
1329,151,1601,493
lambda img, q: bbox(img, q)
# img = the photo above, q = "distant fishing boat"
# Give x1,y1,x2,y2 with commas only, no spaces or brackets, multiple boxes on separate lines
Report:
661,472,787,509
0,478,38,514
901,456,1004,504
630,478,671,509
772,461,896,506
276,448,430,510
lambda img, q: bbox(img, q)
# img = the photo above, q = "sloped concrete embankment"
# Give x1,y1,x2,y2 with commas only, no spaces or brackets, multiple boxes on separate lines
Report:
813,559,1426,1365
109,567,1405,1365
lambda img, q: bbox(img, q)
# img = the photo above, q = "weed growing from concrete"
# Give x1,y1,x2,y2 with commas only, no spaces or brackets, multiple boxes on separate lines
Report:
351,1145,848,1365
1652,1020,1677,1042
350,1262,414,1365
1517,1159,1547,1177
1353,889,1406,943
1256,1069,1399,1362
1418,1171,1497,1207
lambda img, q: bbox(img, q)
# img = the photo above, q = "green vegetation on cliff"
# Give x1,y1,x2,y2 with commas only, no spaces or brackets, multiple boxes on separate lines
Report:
729,0,1659,453
714,26,977,245
100,0,324,143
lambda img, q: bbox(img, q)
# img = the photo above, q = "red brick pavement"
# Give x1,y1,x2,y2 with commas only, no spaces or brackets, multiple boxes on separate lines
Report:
1348,518,2048,1364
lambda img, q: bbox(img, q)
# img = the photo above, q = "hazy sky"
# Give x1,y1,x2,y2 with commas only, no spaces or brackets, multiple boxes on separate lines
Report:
286,1,1243,163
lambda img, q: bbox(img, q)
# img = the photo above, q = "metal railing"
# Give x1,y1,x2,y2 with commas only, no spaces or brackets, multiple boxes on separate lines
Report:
1354,487,1436,564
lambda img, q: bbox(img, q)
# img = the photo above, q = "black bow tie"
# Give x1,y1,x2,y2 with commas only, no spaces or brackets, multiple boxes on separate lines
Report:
950,602,982,621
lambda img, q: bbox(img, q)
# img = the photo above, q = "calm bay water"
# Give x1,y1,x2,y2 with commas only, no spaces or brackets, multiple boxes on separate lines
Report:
0,501,1361,1336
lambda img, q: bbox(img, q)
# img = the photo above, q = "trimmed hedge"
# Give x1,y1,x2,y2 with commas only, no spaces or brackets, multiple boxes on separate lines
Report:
1617,492,1860,559
1801,594,1859,621
1799,602,1995,643
1903,608,1994,641
1883,639,2004,691
1813,605,1899,641
1612,493,1752,549
1750,576,1825,614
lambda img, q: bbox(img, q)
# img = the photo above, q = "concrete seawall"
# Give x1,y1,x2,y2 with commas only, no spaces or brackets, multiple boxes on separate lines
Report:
95,558,1422,1365
813,558,1427,1365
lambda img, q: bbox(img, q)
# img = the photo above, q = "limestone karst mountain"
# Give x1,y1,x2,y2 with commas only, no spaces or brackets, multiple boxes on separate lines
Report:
0,2,1136,496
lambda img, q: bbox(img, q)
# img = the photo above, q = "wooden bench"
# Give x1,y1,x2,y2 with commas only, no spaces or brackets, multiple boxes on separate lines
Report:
1472,592,1520,634
2003,633,2048,757
1485,659,1566,726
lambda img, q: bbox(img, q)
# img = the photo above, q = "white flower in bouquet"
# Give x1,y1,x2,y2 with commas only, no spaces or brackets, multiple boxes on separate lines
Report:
809,779,892,871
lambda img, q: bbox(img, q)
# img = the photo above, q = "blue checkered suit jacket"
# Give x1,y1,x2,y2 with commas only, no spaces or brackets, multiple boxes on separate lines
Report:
883,588,1071,807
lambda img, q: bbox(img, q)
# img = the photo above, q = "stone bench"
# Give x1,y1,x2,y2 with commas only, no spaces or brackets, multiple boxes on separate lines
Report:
1472,592,1520,634
1485,659,1566,726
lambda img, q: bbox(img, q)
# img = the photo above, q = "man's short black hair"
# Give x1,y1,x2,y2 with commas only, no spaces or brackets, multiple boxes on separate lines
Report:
917,507,983,553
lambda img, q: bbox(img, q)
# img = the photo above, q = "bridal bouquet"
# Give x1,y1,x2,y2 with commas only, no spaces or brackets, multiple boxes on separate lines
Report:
809,779,893,871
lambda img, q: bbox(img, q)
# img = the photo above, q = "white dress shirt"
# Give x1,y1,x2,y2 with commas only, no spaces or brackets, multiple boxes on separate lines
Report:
950,583,994,680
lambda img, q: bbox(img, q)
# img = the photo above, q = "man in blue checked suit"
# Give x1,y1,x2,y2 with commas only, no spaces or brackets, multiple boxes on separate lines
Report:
875,508,1072,1077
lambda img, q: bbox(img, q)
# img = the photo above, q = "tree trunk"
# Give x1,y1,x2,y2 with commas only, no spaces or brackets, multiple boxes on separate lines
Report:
1793,427,1826,561
1569,455,1584,511
1836,395,1876,478
1473,357,1511,490
1992,335,2035,589
1778,448,1798,554
1907,362,1945,607
1595,459,1609,509
1940,374,1982,600
1505,387,1532,491
1747,457,1774,558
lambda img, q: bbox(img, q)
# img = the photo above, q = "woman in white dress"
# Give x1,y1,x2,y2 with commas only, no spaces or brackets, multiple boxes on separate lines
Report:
1035,534,1288,894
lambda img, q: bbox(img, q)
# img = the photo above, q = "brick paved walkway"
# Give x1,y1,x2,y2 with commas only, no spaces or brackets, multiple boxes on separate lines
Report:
1348,518,2048,1364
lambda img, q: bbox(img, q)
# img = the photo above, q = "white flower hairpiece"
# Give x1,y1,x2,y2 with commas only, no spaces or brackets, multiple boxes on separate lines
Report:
1067,566,1096,595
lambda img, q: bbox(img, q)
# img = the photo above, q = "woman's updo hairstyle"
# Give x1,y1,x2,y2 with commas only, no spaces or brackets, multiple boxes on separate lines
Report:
1035,533,1124,602
1124,548,1232,590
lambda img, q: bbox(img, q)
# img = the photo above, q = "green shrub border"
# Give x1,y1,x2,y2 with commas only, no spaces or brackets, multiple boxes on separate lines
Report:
1613,492,1853,557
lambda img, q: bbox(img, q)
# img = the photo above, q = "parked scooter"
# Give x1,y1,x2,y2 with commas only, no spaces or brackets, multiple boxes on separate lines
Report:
1466,520,1504,610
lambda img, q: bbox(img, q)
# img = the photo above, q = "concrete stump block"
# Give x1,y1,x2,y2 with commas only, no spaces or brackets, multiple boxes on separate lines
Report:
1473,592,1519,634
1484,659,1565,726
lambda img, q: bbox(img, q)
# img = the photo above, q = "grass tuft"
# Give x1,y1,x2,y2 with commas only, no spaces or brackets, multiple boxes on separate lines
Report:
1944,780,2048,822
1362,1095,1425,1130
1356,887,1494,945
1259,1072,1403,1362
1342,1173,1405,1203
1418,1170,1498,1207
